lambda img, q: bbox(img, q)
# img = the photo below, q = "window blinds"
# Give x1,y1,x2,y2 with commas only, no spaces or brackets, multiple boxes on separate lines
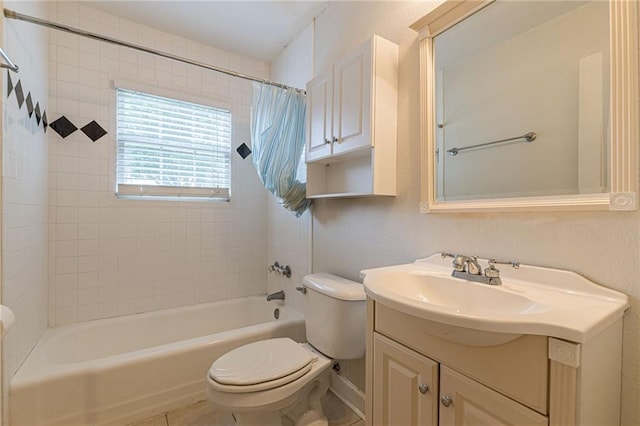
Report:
116,88,232,199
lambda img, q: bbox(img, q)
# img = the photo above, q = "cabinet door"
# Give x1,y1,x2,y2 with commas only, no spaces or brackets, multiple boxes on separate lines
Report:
306,70,333,161
373,333,439,426
332,39,372,156
439,366,548,426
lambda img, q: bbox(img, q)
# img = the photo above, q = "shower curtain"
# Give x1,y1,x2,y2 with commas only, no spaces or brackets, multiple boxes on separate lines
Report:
250,82,311,217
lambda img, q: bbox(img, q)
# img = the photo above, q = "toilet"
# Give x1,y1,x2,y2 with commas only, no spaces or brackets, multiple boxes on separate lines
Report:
207,273,366,426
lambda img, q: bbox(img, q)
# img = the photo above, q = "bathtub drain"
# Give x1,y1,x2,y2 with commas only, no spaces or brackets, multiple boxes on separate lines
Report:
273,308,280,319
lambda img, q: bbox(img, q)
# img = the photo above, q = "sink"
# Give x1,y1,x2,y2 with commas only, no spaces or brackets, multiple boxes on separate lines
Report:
383,271,549,315
361,254,629,344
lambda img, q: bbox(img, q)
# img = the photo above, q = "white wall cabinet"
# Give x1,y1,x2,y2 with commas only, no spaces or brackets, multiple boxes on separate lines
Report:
366,300,624,426
306,71,333,160
305,35,398,198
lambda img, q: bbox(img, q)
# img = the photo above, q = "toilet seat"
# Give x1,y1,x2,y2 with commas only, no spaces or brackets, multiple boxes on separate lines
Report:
208,338,315,393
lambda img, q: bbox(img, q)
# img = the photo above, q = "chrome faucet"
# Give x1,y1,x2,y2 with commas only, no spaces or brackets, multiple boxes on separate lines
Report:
451,255,482,275
266,290,285,301
441,253,519,286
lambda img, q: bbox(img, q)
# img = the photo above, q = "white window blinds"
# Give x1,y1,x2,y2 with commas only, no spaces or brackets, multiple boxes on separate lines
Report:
116,88,231,199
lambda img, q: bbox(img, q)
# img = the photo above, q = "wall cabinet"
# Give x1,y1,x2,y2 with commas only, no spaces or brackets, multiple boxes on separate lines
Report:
305,35,398,198
366,300,624,426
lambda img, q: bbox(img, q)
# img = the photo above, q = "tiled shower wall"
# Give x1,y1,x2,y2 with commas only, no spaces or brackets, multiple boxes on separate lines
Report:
267,23,314,313
2,0,50,385
48,2,269,326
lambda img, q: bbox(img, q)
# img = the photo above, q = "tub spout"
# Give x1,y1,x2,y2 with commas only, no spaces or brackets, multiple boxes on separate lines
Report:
266,290,285,301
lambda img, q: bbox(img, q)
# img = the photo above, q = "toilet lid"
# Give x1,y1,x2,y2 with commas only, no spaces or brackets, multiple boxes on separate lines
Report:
209,338,314,387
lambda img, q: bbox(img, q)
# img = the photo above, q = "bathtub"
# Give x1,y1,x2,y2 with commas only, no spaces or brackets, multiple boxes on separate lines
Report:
10,296,305,426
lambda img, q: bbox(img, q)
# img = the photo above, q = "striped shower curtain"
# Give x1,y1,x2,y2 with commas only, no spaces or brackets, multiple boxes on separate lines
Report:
250,82,311,217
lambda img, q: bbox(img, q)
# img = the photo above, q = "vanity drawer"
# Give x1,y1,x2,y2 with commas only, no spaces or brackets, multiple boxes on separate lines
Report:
374,302,549,414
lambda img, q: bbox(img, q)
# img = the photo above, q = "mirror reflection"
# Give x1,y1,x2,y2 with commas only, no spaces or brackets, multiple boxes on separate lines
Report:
434,1,609,201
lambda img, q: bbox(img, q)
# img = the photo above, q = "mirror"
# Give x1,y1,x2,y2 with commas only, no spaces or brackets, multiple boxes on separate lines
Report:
411,0,638,212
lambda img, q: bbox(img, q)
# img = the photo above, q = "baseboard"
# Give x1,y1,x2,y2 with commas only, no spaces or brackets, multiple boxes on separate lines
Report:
329,371,365,420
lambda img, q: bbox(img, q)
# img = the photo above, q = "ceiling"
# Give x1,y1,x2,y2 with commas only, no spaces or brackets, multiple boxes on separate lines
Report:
84,1,327,63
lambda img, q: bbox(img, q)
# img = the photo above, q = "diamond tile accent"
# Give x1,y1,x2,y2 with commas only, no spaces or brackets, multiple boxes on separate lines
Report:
50,116,78,138
34,103,41,126
81,120,107,142
26,93,34,118
42,110,48,132
7,71,13,98
236,143,252,159
15,80,24,108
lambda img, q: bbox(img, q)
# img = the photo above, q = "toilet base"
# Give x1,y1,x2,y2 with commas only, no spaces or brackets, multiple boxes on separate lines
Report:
222,367,330,426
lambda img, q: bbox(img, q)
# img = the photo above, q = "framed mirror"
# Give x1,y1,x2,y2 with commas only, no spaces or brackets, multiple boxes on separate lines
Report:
411,0,638,213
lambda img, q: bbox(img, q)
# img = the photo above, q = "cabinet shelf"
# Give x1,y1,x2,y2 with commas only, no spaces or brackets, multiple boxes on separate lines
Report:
305,35,398,199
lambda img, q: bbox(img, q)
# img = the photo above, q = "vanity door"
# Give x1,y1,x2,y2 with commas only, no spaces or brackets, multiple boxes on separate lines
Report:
373,333,439,426
438,366,548,426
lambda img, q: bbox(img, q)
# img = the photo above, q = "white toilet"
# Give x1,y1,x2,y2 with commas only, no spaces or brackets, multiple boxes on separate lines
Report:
207,273,366,426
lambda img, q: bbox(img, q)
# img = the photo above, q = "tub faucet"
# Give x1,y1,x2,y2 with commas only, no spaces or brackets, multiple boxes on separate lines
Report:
267,290,285,301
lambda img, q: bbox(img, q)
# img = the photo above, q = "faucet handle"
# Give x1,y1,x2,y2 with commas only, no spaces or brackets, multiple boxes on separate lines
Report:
441,253,465,271
452,255,466,272
484,265,500,278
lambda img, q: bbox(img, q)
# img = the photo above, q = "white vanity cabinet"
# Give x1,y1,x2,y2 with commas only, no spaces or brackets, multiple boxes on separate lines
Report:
373,333,439,425
438,366,547,426
305,35,398,198
366,300,624,426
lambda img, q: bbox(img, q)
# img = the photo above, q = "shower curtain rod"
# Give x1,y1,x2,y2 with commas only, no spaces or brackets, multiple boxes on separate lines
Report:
3,8,304,93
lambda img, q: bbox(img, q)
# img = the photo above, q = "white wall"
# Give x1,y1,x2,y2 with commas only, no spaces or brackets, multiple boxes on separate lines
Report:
1,0,49,415
268,22,314,313
296,2,639,424
47,2,269,326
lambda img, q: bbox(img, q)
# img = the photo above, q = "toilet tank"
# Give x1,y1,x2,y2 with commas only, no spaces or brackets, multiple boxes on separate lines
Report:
302,273,366,359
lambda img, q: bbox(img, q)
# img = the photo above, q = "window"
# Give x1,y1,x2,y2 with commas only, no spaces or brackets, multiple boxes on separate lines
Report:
116,88,232,200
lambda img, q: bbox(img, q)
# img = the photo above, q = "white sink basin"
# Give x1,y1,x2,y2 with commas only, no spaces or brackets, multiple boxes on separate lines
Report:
361,254,629,344
381,271,549,315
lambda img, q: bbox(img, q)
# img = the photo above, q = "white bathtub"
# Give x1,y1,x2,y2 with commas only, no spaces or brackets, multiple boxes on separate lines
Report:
10,296,305,426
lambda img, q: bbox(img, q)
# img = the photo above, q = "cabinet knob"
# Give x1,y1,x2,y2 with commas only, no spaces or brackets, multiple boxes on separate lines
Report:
332,136,339,143
418,384,429,395
440,395,452,407
324,138,331,145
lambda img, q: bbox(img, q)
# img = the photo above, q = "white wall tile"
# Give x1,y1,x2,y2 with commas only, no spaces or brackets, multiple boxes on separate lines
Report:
47,1,269,325
2,0,50,390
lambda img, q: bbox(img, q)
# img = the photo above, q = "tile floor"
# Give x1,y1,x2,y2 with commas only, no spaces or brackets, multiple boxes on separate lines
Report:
128,391,363,426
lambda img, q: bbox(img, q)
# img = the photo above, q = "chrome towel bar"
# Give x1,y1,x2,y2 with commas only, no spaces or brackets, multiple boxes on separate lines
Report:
447,131,536,156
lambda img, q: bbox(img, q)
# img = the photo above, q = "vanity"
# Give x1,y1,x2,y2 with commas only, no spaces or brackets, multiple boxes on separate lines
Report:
361,255,629,426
